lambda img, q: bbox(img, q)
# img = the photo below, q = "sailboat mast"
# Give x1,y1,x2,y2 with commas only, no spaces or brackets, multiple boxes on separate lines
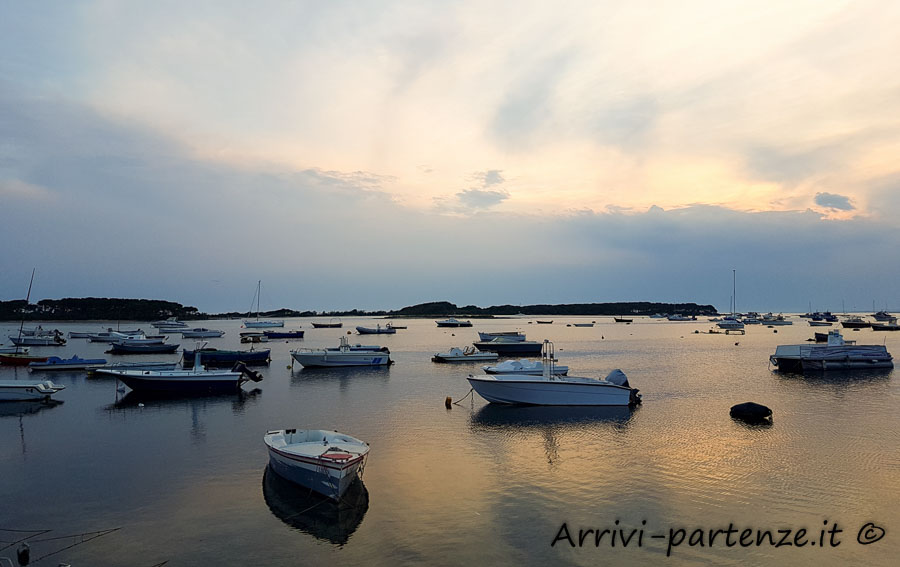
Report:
15,269,36,354
732,269,736,317
256,280,261,321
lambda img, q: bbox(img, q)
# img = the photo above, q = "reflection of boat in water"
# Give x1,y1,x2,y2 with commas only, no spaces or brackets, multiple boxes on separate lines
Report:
262,466,369,546
0,398,63,417
470,403,635,429
111,388,262,409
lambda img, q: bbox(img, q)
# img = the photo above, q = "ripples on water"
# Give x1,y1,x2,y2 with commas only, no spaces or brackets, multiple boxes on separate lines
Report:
1,318,898,565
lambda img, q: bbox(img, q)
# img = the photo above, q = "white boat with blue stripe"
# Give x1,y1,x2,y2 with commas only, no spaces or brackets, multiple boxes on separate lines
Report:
291,337,392,368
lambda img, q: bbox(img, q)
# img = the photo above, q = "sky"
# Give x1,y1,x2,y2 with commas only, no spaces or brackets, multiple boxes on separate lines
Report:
2,1,900,314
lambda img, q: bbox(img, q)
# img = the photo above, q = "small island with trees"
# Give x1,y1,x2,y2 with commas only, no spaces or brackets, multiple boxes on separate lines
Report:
0,297,717,322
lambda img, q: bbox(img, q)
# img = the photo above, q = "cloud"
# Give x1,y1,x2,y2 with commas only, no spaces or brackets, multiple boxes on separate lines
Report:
481,169,504,187
814,192,854,211
456,188,510,209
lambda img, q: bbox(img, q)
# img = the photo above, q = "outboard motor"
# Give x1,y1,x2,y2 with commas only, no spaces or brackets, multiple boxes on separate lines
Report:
232,362,264,382
606,369,641,405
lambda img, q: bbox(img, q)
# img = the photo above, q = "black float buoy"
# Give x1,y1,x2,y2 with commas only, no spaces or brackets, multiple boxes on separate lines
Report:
445,396,452,409
730,402,773,424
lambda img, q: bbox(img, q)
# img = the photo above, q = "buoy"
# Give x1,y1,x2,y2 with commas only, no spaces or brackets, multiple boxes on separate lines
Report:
730,402,772,423
445,396,452,409
773,329,777,333
734,342,739,346
347,330,351,334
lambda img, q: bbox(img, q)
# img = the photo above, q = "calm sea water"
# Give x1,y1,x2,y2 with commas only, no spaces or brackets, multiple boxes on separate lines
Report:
1,317,898,566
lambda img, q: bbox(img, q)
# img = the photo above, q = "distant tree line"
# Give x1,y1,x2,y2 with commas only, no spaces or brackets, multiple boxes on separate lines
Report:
0,297,717,321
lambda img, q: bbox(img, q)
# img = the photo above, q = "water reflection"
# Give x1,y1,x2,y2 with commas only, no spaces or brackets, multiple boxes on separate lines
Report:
0,399,63,419
262,466,369,546
773,367,893,386
290,365,391,390
469,404,636,430
110,388,263,411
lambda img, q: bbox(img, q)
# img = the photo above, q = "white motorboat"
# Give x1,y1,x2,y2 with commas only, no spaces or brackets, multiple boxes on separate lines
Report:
291,336,392,368
96,353,263,393
8,333,66,346
92,361,179,372
769,329,893,372
482,358,569,376
467,341,640,406
431,347,499,363
0,345,29,354
181,328,226,338
264,429,369,501
0,380,65,401
151,318,188,329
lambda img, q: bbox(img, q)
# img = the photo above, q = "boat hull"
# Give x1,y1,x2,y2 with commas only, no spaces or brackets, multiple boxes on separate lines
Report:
0,353,49,366
264,430,368,501
263,331,305,339
0,380,65,401
467,376,635,406
244,321,285,328
108,343,180,354
355,326,396,335
106,370,246,393
291,351,391,368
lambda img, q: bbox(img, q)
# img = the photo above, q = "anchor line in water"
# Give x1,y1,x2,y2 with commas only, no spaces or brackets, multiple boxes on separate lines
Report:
452,388,475,406
1,527,120,563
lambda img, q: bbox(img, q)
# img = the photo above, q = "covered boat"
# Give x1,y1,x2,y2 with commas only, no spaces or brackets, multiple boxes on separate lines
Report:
435,318,473,327
108,342,180,354
0,380,65,401
431,347,499,363
264,330,305,339
472,338,544,356
482,358,569,376
311,319,342,328
264,429,369,501
467,341,640,406
291,337,391,368
770,329,893,372
28,355,107,371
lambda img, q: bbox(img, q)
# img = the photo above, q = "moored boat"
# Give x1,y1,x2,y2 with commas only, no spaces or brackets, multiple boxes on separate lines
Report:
435,318,472,328
291,337,391,368
311,319,343,328
7,333,66,346
264,428,369,501
467,341,640,406
182,348,271,367
28,355,107,371
477,331,526,342
356,324,396,335
840,316,871,329
98,359,263,393
770,329,893,372
108,342,180,354
431,347,499,363
181,328,226,338
264,330,305,339
0,380,65,401
0,353,49,366
472,338,544,356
